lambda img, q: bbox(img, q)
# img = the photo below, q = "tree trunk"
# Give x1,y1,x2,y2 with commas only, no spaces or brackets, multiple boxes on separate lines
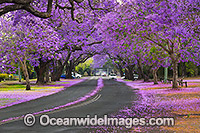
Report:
137,60,143,79
25,77,31,90
137,67,143,79
181,62,186,77
127,66,134,81
16,55,31,90
45,65,49,83
51,62,56,81
172,60,178,88
137,60,149,82
51,60,65,81
125,68,128,79
153,68,159,85
56,68,64,81
35,66,45,84
66,68,73,79
143,75,149,82
36,70,45,84
66,62,73,79
51,68,63,81
35,60,49,84
118,65,124,77
51,63,58,81
124,65,135,80
53,66,63,81
22,61,31,90
86,69,91,76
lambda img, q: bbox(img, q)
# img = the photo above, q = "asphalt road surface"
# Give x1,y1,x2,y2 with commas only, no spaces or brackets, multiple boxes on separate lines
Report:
0,78,136,133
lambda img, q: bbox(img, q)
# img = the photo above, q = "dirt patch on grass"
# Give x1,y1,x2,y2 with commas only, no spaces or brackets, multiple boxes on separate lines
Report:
162,115,200,133
154,88,200,132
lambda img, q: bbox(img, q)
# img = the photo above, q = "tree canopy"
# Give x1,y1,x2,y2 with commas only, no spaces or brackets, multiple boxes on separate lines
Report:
0,0,200,90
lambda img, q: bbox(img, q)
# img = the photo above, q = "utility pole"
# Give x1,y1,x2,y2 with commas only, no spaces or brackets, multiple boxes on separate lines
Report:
164,46,168,83
18,62,21,82
164,66,168,83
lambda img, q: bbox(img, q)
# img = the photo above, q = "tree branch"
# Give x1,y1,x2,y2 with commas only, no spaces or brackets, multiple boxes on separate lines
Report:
0,4,23,16
74,0,84,3
0,0,53,18
87,41,103,46
0,0,31,4
144,35,170,54
55,0,72,10
88,0,106,10
24,0,53,18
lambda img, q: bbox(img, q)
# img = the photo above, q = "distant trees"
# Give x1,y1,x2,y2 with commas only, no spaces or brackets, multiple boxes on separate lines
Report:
96,0,200,88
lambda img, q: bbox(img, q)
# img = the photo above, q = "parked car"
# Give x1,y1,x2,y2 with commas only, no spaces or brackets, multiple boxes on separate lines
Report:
72,72,82,78
101,72,107,76
109,74,117,79
95,72,101,76
60,74,75,79
133,74,139,79
121,76,125,79
75,73,82,78
121,74,139,80
60,74,66,79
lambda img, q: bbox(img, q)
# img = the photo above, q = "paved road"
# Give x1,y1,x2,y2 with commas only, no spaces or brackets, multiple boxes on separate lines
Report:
0,79,136,133
0,79,97,122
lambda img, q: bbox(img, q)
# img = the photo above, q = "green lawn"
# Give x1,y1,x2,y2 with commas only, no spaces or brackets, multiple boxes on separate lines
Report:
0,98,17,106
0,84,64,91
48,82,69,85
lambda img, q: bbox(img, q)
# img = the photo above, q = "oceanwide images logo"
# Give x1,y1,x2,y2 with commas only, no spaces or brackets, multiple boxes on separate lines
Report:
24,114,175,128
24,114,36,127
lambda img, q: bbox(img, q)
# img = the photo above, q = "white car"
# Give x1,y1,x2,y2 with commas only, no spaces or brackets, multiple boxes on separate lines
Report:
109,74,117,79
133,74,139,79
101,72,107,76
121,74,138,80
72,72,82,78
121,76,125,79
75,73,82,78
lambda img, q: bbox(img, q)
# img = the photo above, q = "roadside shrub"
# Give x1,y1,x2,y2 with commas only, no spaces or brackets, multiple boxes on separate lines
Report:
0,73,13,81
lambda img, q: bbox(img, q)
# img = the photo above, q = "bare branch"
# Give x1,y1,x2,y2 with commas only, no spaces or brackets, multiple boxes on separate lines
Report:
87,41,103,46
0,0,31,4
0,0,53,18
72,46,82,52
0,4,23,16
74,0,84,3
24,0,53,18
